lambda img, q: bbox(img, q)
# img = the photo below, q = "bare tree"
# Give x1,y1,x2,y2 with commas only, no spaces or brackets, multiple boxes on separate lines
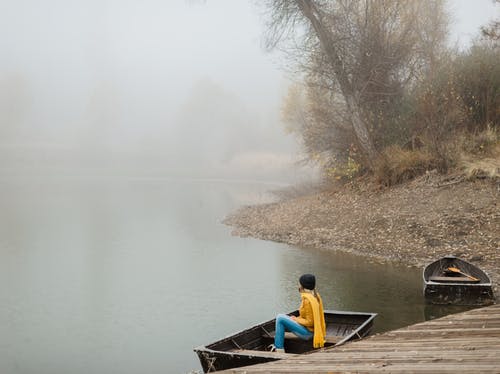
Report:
264,0,448,170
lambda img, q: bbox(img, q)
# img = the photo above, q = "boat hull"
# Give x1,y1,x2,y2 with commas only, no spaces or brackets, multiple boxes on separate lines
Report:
194,310,376,373
424,282,494,305
423,256,495,306
195,348,283,373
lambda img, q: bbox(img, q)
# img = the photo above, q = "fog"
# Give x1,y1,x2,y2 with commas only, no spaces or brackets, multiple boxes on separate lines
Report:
0,0,496,182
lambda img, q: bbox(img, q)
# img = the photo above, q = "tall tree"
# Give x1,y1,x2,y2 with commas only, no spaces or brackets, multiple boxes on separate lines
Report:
264,0,448,169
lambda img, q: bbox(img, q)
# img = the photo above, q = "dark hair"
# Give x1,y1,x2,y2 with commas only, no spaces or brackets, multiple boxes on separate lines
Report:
299,274,316,290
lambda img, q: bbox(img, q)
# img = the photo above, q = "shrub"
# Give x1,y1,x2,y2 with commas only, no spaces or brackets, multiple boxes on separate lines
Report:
324,155,362,182
411,44,499,144
453,45,500,130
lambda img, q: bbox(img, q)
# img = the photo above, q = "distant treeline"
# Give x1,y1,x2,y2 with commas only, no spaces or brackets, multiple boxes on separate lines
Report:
263,0,499,185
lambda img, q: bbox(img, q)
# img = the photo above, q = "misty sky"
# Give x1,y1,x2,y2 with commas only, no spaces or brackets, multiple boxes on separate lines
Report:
0,0,497,180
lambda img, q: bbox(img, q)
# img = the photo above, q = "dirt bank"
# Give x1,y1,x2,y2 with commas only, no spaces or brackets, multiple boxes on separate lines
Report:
224,173,500,298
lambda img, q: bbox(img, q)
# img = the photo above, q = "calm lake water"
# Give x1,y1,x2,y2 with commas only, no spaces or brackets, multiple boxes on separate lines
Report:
0,177,464,374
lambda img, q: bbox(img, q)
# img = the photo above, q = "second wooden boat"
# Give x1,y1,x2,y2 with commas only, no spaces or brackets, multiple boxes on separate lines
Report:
423,255,494,305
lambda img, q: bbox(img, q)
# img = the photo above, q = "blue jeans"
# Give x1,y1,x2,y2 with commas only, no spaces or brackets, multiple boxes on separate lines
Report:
274,314,313,349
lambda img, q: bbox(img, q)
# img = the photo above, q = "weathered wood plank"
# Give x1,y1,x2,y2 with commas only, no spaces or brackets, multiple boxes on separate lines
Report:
334,342,498,351
222,363,500,372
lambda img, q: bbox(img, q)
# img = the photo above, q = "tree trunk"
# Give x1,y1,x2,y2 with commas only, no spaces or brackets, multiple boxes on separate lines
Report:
345,95,378,167
296,0,378,166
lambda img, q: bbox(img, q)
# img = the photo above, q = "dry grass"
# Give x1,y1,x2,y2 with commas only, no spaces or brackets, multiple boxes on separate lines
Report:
458,127,499,179
374,146,436,186
459,126,498,156
374,128,499,186
461,144,500,179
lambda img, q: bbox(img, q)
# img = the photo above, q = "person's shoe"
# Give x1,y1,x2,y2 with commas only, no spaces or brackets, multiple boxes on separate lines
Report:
267,344,285,353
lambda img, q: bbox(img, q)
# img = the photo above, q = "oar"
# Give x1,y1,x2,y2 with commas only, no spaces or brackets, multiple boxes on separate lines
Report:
446,267,480,281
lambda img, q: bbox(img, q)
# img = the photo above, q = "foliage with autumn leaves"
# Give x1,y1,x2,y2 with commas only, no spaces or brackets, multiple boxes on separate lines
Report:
276,2,499,185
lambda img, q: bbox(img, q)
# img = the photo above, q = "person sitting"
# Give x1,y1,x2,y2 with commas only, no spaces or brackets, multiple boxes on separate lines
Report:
269,273,326,353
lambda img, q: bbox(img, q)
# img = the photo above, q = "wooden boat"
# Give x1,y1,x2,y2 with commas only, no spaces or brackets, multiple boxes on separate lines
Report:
423,255,495,305
194,310,377,373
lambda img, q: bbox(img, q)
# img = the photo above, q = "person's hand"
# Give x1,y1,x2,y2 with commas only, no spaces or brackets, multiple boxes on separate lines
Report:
290,315,296,320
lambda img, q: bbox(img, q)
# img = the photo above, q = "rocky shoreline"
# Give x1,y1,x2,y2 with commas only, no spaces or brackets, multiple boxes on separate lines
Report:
224,174,500,299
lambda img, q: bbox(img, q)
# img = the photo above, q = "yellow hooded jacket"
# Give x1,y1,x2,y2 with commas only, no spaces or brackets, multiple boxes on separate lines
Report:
294,292,326,348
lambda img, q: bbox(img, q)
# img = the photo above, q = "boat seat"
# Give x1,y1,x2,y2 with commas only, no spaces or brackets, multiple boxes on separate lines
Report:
428,276,480,283
263,332,342,344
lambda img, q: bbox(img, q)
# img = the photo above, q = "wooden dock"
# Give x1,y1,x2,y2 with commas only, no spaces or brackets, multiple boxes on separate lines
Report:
219,303,500,373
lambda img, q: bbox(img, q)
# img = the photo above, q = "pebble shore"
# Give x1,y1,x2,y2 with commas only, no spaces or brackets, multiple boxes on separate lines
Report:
224,174,500,299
